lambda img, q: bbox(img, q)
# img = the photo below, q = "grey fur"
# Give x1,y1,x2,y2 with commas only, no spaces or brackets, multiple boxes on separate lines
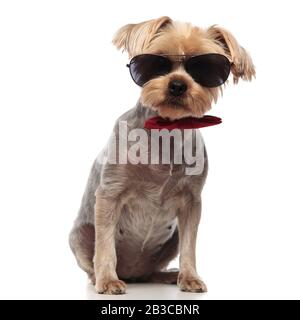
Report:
69,100,208,286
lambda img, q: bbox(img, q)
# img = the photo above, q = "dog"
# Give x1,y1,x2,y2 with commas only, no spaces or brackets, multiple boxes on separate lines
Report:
69,16,255,294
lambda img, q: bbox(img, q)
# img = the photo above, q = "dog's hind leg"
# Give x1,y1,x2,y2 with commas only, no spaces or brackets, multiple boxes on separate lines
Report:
146,270,179,284
69,224,95,283
144,228,179,284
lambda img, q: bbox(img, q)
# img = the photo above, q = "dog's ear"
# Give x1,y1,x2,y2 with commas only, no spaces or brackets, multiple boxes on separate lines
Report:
112,16,172,57
207,25,255,83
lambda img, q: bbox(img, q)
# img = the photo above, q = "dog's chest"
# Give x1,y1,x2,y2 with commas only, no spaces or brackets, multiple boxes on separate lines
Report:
115,171,184,251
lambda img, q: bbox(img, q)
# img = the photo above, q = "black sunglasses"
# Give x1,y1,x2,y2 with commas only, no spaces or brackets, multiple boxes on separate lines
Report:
127,53,232,88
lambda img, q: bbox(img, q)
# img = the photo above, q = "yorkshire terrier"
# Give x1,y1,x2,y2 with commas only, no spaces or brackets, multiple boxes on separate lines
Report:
69,16,255,294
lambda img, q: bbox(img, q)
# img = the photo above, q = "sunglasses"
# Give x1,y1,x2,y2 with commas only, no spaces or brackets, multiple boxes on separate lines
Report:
127,53,232,88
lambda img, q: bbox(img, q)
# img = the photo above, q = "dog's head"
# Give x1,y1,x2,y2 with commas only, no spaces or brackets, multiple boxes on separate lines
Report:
113,17,255,120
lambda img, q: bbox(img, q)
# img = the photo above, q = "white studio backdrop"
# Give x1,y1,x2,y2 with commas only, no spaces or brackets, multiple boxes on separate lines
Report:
0,0,300,299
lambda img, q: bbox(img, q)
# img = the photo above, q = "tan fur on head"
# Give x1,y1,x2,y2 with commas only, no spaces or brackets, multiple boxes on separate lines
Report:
112,16,172,57
113,17,255,119
207,25,256,83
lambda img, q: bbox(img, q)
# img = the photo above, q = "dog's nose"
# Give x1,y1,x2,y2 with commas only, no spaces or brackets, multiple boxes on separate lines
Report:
168,80,187,97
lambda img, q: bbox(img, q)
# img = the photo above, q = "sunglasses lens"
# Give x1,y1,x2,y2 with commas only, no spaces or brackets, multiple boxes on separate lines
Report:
185,54,231,87
129,54,172,86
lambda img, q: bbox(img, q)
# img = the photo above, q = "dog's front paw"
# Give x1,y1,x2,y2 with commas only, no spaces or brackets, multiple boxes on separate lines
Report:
178,273,207,293
95,279,127,295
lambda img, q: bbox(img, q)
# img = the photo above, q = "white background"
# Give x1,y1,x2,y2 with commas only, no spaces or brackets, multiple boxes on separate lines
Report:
0,0,300,299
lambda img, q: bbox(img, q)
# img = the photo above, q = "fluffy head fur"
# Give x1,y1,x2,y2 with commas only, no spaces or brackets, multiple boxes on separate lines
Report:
113,17,255,120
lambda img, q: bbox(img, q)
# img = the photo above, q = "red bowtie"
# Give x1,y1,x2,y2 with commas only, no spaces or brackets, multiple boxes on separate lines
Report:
144,115,222,130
